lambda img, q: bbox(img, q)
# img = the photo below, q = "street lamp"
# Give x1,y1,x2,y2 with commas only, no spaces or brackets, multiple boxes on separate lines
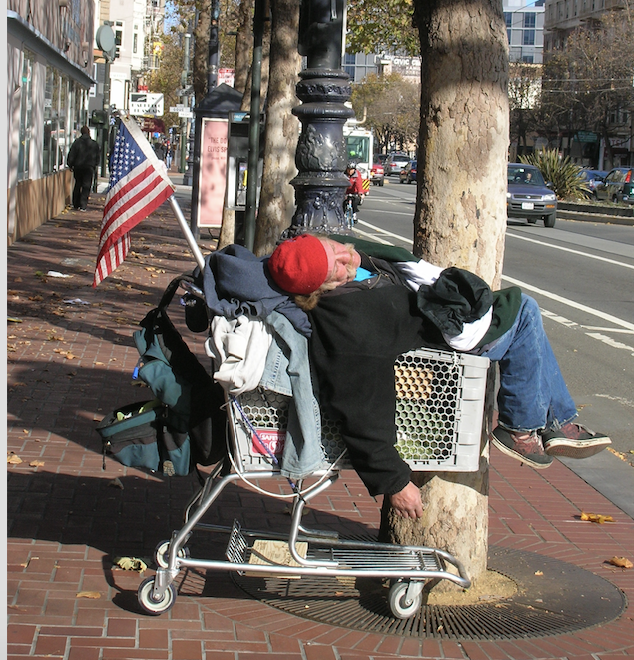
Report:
282,0,353,237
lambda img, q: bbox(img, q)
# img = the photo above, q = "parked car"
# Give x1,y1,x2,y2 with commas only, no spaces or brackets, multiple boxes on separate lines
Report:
384,152,410,176
370,160,385,186
594,167,634,204
399,161,417,184
507,163,557,227
578,169,608,199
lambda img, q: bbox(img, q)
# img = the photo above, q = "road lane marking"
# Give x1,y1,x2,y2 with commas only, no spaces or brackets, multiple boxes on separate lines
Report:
581,326,634,334
584,332,634,354
506,232,634,270
502,275,634,331
356,220,413,243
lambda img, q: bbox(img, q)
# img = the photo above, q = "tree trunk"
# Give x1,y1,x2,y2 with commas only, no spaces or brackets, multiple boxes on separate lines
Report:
193,0,211,105
240,4,272,113
253,0,300,256
234,0,254,95
386,0,509,587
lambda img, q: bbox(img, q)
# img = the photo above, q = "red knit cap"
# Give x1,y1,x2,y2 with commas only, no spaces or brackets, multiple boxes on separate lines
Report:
267,234,335,295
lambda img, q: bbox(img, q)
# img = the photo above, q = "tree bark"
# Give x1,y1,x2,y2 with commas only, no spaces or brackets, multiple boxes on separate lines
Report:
234,0,254,94
193,0,211,105
240,2,272,113
385,0,509,587
252,0,300,255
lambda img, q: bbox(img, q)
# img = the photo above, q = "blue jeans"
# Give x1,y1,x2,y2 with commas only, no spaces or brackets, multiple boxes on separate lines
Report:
478,294,578,433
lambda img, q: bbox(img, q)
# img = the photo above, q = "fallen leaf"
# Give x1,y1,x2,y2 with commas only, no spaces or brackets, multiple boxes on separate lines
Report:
76,591,101,599
534,570,543,576
609,557,633,569
7,454,23,464
29,460,45,467
113,556,148,572
108,477,124,489
580,511,614,524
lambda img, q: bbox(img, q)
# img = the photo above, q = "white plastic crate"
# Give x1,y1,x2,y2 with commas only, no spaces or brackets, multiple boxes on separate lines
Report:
227,347,489,473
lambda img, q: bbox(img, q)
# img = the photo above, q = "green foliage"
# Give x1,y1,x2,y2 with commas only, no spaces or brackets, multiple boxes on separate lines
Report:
346,0,418,56
350,73,420,153
519,150,590,200
146,32,186,130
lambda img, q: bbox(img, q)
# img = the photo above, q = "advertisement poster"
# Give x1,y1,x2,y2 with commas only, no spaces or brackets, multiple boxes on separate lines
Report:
197,118,228,228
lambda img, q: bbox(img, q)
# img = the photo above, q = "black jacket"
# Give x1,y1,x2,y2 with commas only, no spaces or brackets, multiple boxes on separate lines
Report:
308,241,521,497
68,134,100,170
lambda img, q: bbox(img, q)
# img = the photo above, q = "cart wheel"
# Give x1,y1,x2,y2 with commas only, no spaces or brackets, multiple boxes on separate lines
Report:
388,581,422,619
138,577,177,615
155,540,190,569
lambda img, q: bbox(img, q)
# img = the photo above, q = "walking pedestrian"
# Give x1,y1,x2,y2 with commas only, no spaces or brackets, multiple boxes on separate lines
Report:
67,126,101,211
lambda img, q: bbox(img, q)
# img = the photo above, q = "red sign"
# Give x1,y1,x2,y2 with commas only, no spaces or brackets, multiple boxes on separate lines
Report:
137,85,149,91
140,117,166,134
251,430,286,457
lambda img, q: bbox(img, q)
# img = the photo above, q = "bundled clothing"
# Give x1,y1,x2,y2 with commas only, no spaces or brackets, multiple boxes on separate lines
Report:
200,245,324,479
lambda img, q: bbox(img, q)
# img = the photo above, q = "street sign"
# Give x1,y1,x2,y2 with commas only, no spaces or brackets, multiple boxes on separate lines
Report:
129,92,164,117
178,110,193,118
169,105,188,112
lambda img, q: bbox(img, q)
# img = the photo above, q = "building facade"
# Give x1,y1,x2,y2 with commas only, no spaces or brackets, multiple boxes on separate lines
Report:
91,0,165,115
543,0,633,168
504,0,545,64
7,0,96,243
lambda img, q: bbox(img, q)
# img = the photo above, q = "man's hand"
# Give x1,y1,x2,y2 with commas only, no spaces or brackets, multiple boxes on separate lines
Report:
388,482,424,519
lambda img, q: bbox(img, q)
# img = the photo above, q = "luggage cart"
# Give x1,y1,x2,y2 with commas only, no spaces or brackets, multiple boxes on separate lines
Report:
136,311,489,619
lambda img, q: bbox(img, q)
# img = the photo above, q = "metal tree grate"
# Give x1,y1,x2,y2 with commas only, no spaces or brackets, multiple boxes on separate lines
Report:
232,546,626,640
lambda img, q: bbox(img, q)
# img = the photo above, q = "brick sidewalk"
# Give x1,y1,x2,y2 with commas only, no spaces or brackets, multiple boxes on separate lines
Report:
6,194,634,660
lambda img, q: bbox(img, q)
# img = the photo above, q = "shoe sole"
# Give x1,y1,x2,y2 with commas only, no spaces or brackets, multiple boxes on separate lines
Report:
489,433,552,469
544,438,611,459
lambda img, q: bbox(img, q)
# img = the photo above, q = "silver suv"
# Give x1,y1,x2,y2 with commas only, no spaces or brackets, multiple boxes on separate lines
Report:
384,152,410,176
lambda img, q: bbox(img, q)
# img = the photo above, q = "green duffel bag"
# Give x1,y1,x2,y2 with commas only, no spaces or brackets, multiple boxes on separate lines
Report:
97,399,192,476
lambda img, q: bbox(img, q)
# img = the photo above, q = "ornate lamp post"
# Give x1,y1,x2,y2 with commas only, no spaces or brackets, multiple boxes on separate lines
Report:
282,0,353,238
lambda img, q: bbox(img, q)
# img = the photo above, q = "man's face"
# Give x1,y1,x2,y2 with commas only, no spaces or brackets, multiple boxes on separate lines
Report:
319,238,361,288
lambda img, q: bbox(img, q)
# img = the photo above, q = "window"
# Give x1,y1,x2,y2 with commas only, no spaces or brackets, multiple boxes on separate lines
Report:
523,13,536,28
523,30,535,46
43,67,57,175
133,33,138,53
18,49,35,181
504,12,512,27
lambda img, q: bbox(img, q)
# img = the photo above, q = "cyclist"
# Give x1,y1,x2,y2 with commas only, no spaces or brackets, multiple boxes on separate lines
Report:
344,162,365,223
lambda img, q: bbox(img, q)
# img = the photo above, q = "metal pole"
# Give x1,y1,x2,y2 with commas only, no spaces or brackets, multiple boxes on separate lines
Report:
244,0,265,252
101,57,111,178
180,32,191,173
283,0,351,238
168,195,206,271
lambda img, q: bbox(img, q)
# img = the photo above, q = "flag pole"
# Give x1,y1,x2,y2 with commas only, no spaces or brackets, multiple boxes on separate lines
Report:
168,194,207,272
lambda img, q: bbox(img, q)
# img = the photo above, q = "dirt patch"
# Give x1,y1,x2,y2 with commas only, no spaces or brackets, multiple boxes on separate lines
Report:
423,569,517,606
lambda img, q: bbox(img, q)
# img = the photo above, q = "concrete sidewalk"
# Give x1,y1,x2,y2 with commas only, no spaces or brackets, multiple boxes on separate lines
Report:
6,192,634,660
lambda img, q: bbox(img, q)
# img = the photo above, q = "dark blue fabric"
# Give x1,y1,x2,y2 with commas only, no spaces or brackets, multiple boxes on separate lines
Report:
202,244,311,337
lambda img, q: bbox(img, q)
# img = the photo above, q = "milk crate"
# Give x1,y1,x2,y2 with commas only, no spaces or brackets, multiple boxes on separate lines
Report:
227,348,489,474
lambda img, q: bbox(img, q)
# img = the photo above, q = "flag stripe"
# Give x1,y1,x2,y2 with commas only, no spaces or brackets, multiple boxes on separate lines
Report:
93,115,175,287
98,174,172,251
102,161,160,219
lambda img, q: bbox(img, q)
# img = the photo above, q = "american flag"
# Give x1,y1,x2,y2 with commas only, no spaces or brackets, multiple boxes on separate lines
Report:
93,115,175,287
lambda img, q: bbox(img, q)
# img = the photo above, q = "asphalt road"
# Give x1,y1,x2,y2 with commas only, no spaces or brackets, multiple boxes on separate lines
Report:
357,177,634,462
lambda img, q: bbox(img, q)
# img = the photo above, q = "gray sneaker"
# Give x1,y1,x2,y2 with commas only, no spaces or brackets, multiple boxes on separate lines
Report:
542,423,611,459
490,427,553,469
